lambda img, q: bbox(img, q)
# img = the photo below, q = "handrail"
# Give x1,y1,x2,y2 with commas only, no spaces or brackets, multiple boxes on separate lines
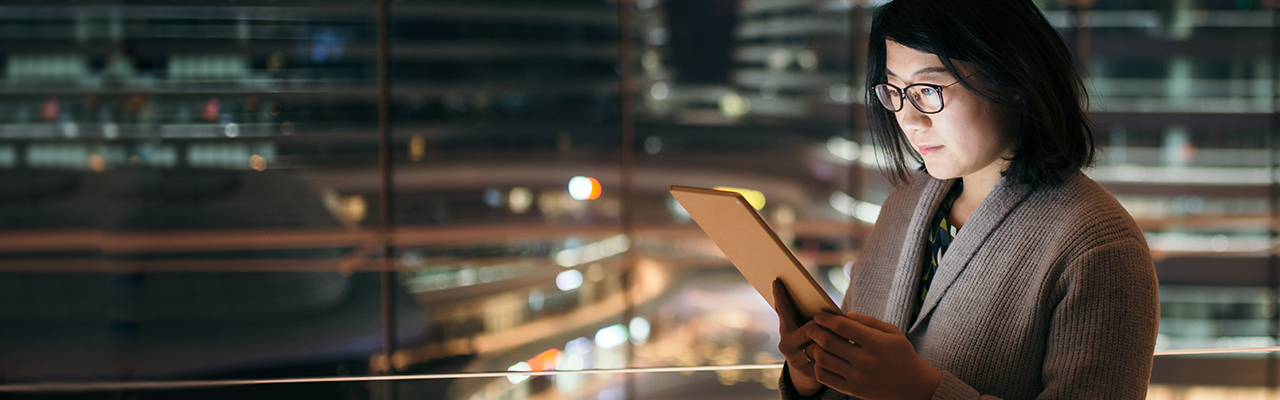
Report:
3,346,1279,393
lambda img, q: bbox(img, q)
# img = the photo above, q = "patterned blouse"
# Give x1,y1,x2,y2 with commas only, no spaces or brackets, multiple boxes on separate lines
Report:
912,180,962,323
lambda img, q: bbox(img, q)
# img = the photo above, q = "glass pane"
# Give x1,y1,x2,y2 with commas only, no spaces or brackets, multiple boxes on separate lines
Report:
383,0,634,389
0,1,398,383
633,0,863,299
1039,0,1280,391
6,0,1280,397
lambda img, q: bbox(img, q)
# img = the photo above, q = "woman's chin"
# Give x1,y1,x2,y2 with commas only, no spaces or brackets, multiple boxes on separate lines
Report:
925,167,960,181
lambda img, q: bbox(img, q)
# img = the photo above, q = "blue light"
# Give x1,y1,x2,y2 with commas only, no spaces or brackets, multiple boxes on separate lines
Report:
312,29,347,63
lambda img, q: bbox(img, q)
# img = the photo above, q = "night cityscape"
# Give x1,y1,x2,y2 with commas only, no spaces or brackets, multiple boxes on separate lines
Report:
0,0,1278,398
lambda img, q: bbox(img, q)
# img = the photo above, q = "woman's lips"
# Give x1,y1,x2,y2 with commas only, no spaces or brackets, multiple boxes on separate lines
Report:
916,145,942,156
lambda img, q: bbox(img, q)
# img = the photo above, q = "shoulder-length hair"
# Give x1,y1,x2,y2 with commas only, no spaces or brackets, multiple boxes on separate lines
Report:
866,0,1095,188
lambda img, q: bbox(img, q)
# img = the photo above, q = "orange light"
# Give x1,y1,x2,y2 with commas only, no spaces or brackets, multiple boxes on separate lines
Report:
588,177,601,200
249,154,267,171
88,154,105,172
527,348,562,372
568,176,602,201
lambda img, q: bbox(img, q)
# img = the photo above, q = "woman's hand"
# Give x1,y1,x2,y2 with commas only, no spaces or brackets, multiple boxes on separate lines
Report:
772,279,824,396
809,312,941,400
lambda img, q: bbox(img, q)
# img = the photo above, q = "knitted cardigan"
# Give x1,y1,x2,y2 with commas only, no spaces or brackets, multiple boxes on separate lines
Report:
781,172,1159,399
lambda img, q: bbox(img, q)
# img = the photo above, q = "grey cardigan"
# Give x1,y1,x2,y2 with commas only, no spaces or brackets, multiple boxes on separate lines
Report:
782,172,1159,399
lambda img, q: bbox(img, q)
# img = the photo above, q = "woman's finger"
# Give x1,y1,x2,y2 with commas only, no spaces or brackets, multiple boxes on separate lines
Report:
848,312,902,335
814,363,859,392
807,324,862,361
810,342,860,372
773,279,801,332
779,320,815,367
814,311,884,347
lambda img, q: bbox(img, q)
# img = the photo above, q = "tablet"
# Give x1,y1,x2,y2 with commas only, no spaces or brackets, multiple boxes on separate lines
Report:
670,185,841,321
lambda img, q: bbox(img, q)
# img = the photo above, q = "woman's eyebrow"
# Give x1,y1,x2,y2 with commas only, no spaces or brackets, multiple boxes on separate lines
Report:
886,66,949,78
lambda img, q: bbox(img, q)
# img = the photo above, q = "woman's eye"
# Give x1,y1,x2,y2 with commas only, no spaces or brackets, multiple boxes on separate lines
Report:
920,87,939,97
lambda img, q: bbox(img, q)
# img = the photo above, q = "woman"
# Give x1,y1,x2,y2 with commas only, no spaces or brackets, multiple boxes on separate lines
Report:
773,0,1160,399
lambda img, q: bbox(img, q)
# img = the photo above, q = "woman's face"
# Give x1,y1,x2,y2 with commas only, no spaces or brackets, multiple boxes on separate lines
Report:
883,40,1016,182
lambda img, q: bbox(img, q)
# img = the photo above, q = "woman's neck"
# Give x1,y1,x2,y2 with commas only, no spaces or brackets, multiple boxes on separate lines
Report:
950,163,1006,229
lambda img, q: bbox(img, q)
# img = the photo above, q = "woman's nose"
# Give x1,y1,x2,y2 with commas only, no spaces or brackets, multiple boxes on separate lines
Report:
896,105,932,133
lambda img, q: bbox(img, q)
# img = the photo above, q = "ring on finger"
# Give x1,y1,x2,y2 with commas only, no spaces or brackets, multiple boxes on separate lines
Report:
802,345,814,364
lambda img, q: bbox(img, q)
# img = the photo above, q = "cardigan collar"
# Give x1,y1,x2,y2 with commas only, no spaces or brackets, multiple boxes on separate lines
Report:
882,174,1033,334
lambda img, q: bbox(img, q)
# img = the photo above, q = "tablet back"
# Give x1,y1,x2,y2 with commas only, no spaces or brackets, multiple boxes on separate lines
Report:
670,186,840,321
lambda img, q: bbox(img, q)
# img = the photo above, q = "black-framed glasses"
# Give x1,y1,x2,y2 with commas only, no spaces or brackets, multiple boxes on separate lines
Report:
871,78,965,114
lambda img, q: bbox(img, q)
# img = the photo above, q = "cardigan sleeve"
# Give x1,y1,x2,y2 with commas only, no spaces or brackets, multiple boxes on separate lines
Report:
777,362,830,400
930,237,1159,400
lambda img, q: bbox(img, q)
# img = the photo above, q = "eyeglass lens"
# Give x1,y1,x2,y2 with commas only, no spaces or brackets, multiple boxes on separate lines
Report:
874,84,944,113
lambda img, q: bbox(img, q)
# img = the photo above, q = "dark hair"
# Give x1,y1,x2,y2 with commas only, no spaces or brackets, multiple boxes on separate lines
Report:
866,0,1095,188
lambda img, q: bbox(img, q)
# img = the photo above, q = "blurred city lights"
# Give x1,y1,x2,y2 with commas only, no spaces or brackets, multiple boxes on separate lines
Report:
565,337,593,357
829,191,880,223
87,153,105,172
528,288,545,312
1146,232,1266,254
594,324,628,349
719,92,749,118
409,135,426,162
828,83,852,103
527,348,562,372
0,146,15,168
711,186,766,210
506,361,531,384
553,234,630,267
1211,234,1229,252
224,122,239,138
102,122,119,140
650,82,669,100
646,27,668,46
826,136,861,162
41,98,58,122
203,98,220,122
797,49,819,71
483,188,504,208
60,119,78,138
555,269,583,291
399,251,423,268
563,237,582,251
767,49,792,70
667,196,692,223
641,50,662,74
629,317,651,345
828,265,852,297
27,143,88,169
644,136,663,155
456,267,477,286
772,204,796,226
249,154,266,171
568,176,601,200
342,195,367,222
508,187,533,214
187,142,275,170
